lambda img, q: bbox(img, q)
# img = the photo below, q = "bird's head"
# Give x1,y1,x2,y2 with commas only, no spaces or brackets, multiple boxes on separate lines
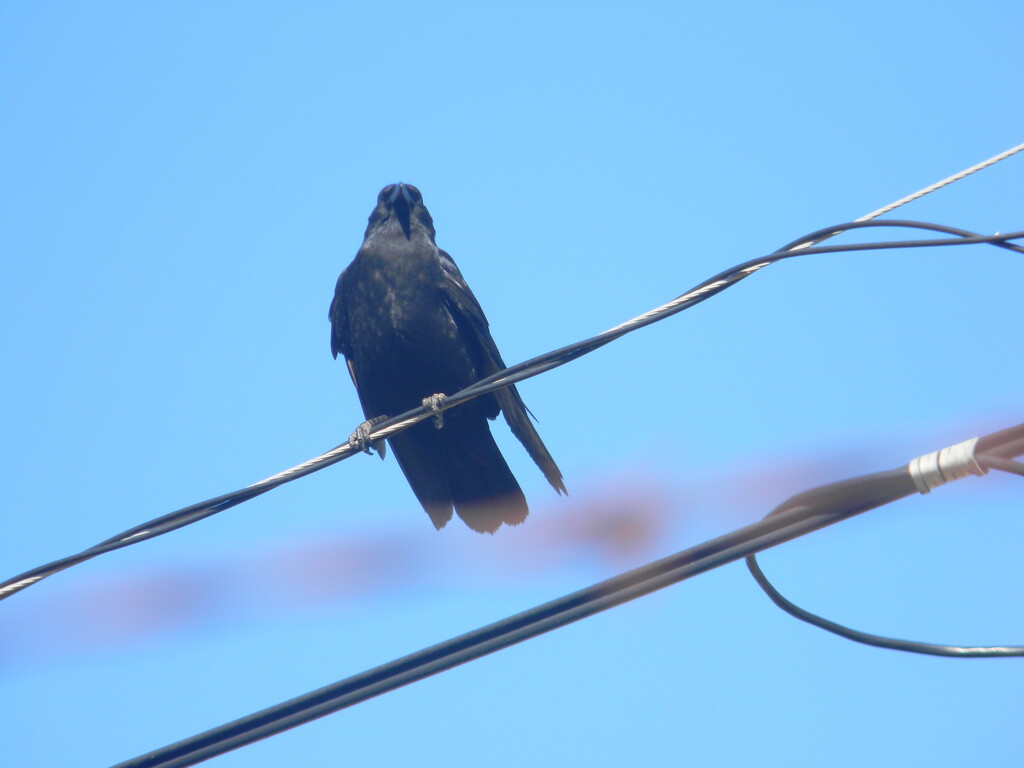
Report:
365,183,436,241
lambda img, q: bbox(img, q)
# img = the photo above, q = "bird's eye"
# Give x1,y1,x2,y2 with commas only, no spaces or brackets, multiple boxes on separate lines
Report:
379,184,395,203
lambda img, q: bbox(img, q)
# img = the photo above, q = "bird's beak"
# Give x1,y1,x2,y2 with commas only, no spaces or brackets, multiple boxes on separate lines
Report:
388,183,413,206
389,183,413,239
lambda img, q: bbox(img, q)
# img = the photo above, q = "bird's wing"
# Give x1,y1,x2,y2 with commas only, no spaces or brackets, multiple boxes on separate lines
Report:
437,250,492,343
328,270,349,360
328,268,387,458
438,250,566,496
328,268,374,415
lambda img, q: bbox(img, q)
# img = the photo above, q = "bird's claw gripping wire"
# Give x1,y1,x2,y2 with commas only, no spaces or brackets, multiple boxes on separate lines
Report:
348,416,388,458
422,393,447,429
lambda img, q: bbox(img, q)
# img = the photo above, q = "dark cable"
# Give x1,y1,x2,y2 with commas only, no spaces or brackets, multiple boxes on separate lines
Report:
2,222,1020,601
745,424,1024,657
978,455,1024,477
746,556,1024,658
111,422,1024,768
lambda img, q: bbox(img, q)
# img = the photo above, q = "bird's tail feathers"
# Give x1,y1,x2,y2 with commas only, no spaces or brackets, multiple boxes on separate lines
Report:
442,420,528,533
390,418,528,533
496,386,567,496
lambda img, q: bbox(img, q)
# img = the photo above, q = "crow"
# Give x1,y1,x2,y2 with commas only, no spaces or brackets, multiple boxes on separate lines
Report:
330,183,565,532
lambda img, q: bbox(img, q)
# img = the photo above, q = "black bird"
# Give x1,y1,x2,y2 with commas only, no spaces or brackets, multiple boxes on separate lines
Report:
329,183,565,532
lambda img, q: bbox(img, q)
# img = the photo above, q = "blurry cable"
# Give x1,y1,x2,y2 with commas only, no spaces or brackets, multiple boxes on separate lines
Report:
746,424,1024,657
1,222,1021,601
111,422,1024,768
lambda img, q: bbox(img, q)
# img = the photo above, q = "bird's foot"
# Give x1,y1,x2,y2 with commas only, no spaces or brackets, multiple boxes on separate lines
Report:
348,416,388,457
422,393,447,429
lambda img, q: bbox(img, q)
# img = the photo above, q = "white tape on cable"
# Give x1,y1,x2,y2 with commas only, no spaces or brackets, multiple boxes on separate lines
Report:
908,436,987,494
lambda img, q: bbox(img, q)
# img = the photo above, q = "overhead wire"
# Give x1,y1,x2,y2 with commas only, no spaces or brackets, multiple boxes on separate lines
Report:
5,142,1022,601
111,422,1024,768
2,221,1020,602
745,424,1024,657
783,141,1024,251
2,140,1020,765
6,143,1018,604
855,141,1024,222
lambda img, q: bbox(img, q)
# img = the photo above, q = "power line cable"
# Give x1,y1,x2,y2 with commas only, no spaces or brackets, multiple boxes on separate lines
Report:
746,424,1024,657
4,141,1020,763
0,221,1018,601
111,422,1024,768
786,142,1024,251
856,141,1024,222
1,222,1020,602
4,141,1022,602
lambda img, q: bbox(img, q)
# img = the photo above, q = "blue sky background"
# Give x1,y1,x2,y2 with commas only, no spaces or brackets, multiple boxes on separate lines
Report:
2,3,1022,766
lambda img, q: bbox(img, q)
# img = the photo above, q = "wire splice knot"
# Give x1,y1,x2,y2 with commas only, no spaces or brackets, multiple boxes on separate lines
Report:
908,436,987,494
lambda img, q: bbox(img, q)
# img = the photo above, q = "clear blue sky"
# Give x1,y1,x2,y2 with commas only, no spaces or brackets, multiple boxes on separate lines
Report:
2,3,1022,766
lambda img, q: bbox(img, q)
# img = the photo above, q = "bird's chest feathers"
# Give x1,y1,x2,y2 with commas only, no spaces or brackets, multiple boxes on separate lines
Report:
346,251,455,350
